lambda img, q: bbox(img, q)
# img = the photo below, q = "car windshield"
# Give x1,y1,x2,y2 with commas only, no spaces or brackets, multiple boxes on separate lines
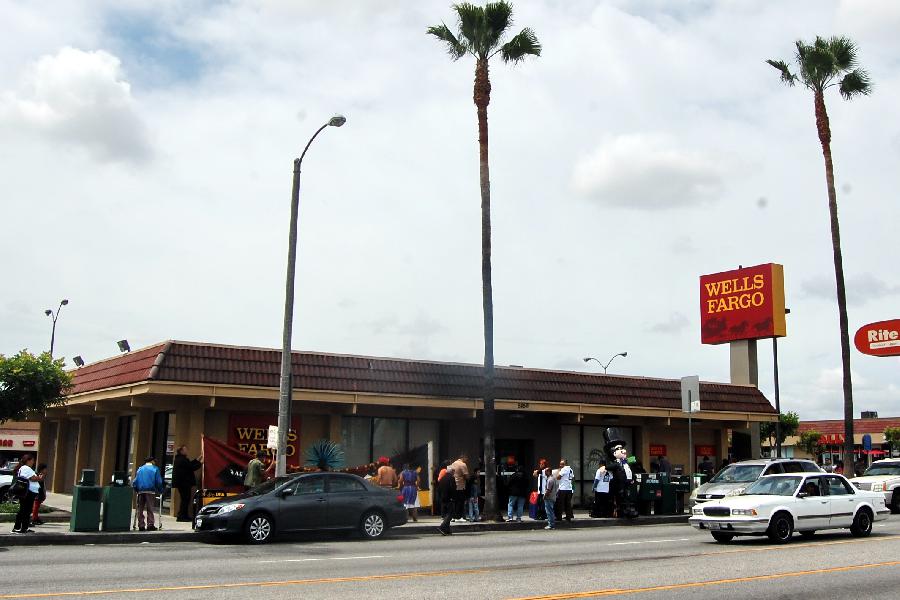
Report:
864,464,900,477
743,476,802,496
709,464,764,483
246,476,295,496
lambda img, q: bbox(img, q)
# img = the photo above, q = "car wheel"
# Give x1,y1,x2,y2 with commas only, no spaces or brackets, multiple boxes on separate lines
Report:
798,530,816,539
244,512,274,544
711,532,734,543
890,491,900,515
850,508,873,537
766,512,793,544
0,486,9,501
360,510,386,540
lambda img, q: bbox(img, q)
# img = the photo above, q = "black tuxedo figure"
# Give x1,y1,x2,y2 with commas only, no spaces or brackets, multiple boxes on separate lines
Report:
603,429,639,519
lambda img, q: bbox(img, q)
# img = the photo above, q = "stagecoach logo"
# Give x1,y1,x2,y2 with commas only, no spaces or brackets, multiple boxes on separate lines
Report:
854,319,900,357
699,263,787,345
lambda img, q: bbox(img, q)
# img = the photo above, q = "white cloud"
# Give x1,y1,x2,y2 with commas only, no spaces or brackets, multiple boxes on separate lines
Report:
801,273,900,306
0,47,151,162
571,133,724,210
647,312,690,334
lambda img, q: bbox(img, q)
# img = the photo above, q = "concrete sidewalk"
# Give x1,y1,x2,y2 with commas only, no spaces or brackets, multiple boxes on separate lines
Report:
2,496,688,546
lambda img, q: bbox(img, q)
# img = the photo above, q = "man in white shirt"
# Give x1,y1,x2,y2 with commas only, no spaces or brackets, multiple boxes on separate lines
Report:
556,459,575,522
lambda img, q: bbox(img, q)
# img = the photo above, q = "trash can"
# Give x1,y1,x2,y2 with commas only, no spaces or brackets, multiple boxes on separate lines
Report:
101,471,133,532
654,482,678,515
70,469,102,532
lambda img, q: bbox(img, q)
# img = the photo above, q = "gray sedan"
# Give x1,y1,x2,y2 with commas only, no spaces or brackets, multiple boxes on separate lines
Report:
195,472,408,543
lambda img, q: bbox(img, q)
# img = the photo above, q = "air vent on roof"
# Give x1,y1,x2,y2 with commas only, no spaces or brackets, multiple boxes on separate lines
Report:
508,365,524,368
861,411,878,419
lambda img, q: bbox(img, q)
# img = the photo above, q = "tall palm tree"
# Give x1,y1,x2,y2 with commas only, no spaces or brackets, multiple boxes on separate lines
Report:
428,2,540,520
767,36,871,473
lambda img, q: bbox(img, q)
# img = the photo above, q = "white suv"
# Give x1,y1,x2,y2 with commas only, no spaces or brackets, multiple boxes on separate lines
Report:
690,458,823,507
851,459,900,513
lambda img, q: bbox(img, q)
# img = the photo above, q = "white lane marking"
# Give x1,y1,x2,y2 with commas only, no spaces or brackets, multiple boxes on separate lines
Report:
259,555,387,564
607,538,690,546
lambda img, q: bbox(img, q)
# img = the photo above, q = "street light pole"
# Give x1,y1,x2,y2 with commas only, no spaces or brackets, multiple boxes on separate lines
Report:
276,115,346,477
583,352,628,374
44,299,69,358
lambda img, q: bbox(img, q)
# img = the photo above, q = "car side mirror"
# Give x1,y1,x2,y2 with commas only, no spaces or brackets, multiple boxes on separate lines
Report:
280,488,294,497
797,492,808,498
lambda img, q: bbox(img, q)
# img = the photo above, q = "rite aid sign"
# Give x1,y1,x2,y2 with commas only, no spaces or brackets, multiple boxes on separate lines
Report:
855,319,900,357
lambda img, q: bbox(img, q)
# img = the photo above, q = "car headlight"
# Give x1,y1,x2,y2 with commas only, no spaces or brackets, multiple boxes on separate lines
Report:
731,508,758,516
692,507,704,515
725,487,745,497
217,503,245,514
872,483,885,492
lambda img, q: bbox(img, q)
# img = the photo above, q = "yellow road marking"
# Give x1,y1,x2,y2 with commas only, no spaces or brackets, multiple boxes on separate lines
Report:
2,534,898,598
508,560,900,599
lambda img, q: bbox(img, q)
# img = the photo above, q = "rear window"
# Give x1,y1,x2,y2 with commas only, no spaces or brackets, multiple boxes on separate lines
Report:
864,463,900,477
781,462,805,473
801,462,822,472
709,464,764,483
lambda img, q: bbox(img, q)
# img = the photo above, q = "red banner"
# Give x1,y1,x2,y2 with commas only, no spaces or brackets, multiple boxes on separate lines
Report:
201,435,254,494
227,414,301,468
700,263,786,345
649,444,667,457
695,445,717,457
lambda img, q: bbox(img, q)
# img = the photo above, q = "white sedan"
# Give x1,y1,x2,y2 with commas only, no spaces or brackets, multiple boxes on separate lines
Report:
689,473,889,544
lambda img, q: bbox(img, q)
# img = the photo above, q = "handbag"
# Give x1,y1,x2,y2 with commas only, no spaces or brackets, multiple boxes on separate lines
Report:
9,477,28,500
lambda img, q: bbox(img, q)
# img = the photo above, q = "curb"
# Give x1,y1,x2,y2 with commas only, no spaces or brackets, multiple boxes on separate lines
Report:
1,515,688,546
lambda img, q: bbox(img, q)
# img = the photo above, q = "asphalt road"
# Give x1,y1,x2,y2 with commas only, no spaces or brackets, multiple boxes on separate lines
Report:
2,517,899,599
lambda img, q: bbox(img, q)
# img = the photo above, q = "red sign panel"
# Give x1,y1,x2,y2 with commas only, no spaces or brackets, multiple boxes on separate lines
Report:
700,263,786,345
649,444,667,457
227,414,302,468
855,319,900,357
695,445,717,457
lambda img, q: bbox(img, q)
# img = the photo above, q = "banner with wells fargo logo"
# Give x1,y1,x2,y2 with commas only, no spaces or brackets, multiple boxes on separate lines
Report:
227,414,301,468
700,263,786,345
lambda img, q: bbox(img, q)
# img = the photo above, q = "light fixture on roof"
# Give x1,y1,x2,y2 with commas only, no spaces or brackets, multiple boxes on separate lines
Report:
117,340,131,353
73,356,85,367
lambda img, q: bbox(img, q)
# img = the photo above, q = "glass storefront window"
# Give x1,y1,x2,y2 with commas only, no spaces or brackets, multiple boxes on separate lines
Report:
341,417,372,468
373,418,407,461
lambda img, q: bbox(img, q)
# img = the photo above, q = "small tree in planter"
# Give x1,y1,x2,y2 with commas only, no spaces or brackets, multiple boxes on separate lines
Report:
798,430,824,460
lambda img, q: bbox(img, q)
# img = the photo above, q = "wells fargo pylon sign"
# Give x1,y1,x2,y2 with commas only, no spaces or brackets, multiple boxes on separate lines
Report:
700,263,787,345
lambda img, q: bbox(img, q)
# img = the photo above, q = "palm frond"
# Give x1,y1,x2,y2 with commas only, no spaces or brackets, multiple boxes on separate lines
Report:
454,2,488,56
483,1,514,49
426,23,468,60
839,68,872,99
795,38,835,89
826,35,858,71
305,439,345,471
500,27,541,63
766,59,796,86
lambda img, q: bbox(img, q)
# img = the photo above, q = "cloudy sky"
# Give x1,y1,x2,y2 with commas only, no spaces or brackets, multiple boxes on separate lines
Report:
2,0,898,421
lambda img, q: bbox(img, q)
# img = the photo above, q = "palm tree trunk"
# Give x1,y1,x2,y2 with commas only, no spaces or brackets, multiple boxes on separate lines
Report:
814,91,855,474
474,57,498,520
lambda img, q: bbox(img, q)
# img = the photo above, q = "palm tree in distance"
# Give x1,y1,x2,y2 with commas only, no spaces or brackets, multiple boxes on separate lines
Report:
767,37,871,474
428,2,540,520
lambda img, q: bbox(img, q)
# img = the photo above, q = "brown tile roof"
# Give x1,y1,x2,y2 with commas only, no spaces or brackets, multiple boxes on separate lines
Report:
68,340,776,414
798,418,900,435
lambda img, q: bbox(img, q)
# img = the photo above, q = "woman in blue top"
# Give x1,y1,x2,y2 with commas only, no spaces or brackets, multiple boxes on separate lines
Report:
13,453,44,533
399,463,419,522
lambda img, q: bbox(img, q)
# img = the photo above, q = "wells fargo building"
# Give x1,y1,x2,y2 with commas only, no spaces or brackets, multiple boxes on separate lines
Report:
40,340,776,508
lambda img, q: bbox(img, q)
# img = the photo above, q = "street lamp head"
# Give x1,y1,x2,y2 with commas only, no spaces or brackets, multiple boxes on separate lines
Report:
73,356,85,367
620,352,628,358
582,357,591,362
61,299,69,306
117,339,131,353
45,309,52,316
328,115,347,127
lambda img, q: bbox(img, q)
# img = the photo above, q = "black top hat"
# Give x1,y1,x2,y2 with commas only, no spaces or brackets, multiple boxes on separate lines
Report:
603,428,628,457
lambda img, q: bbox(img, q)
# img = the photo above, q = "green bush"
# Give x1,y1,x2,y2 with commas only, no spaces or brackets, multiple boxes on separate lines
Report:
0,500,53,513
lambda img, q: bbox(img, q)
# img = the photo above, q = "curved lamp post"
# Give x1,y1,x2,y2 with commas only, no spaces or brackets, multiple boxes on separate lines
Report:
44,299,69,357
276,115,346,477
583,352,627,374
